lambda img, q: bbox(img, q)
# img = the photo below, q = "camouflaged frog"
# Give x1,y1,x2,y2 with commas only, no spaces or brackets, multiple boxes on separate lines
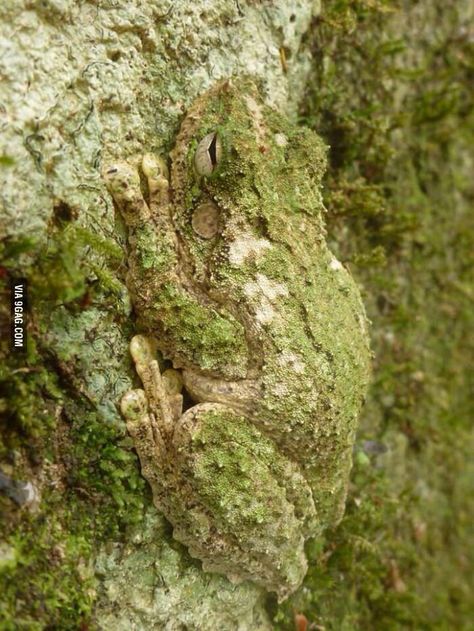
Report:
103,78,371,600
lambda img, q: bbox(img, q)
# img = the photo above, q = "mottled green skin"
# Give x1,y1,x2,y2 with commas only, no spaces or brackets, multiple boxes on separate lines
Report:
170,78,371,518
104,79,371,599
162,407,317,596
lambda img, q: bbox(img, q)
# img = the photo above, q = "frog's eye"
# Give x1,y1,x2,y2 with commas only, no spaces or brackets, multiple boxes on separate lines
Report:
194,132,222,176
192,201,220,239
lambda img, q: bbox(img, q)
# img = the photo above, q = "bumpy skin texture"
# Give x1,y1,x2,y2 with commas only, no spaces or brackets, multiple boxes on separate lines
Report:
103,78,372,600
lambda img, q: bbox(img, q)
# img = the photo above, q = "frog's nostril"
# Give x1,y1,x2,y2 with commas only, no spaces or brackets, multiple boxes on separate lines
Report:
194,132,222,176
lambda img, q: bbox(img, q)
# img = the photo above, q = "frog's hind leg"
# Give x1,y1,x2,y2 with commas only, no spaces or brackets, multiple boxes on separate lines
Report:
167,402,310,599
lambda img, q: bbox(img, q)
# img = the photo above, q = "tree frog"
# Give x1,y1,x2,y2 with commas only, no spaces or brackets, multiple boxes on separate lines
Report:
103,78,371,600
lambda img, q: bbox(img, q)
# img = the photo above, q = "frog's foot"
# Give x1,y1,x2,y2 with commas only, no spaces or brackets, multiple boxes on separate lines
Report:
120,388,166,489
102,157,152,226
129,334,183,436
121,335,184,503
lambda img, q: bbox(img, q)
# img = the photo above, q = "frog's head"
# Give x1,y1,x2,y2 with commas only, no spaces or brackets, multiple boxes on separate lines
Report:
169,79,328,281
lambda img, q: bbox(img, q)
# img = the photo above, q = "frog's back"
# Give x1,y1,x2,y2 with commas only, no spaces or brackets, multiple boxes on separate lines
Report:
254,224,372,526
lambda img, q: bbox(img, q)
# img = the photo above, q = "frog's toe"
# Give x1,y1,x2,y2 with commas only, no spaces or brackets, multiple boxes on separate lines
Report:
130,335,158,367
141,153,170,211
102,161,140,199
142,153,168,182
102,159,152,222
120,388,148,424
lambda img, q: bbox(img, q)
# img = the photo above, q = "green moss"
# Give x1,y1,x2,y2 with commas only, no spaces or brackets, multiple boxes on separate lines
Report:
0,346,98,629
134,223,174,272
0,499,94,630
192,411,278,525
148,282,248,375
0,217,144,627
273,0,473,628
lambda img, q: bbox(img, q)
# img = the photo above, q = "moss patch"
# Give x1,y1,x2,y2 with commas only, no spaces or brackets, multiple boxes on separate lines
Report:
273,0,473,628
0,221,145,628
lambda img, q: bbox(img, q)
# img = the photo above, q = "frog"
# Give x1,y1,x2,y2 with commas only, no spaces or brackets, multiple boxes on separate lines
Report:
102,78,372,600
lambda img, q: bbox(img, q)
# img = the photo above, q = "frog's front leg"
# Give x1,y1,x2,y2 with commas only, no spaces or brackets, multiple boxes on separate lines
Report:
102,154,180,299
103,155,248,378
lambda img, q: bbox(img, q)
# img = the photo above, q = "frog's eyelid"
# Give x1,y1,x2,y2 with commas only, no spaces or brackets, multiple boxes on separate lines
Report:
194,132,222,176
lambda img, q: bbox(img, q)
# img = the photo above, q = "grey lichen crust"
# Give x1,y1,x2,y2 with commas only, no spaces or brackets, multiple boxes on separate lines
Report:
103,78,372,600
96,508,273,631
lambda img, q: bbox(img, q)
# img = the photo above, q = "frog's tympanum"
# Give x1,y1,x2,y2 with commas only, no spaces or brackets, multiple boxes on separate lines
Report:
103,79,371,600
